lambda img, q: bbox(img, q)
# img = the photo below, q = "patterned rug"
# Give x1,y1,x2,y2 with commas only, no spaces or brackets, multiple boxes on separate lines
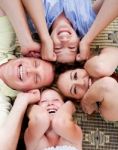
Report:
75,103,118,150
75,3,118,149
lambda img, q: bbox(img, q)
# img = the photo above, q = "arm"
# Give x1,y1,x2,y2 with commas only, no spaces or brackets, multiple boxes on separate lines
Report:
24,105,50,150
52,101,83,148
84,47,118,78
22,0,56,61
81,77,118,121
78,0,118,61
0,89,40,150
0,0,40,56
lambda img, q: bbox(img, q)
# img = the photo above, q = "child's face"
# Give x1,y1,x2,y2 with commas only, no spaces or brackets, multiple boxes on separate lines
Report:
57,69,90,100
51,21,79,63
39,89,64,114
1,58,54,91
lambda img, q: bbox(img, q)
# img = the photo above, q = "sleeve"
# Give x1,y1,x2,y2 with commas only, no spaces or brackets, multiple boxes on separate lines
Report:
0,93,12,127
67,0,96,37
0,16,17,65
77,0,96,36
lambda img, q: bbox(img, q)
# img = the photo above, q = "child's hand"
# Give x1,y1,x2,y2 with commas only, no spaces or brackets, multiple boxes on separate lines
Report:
17,89,40,105
41,37,57,61
76,40,91,61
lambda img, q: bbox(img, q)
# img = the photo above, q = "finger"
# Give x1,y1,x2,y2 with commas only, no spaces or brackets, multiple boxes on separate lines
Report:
76,54,83,61
51,53,57,61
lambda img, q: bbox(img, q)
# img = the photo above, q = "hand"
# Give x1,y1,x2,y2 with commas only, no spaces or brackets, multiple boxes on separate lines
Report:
17,89,40,105
21,41,41,58
54,101,75,119
81,98,98,115
26,51,41,58
76,39,91,61
41,37,57,61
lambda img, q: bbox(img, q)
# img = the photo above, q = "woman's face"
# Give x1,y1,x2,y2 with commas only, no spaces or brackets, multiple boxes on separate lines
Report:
51,16,79,63
39,89,64,114
57,69,90,100
0,58,54,91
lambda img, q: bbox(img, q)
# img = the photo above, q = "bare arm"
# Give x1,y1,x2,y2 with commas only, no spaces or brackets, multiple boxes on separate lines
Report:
52,101,83,148
22,0,56,61
81,77,118,121
0,0,40,56
24,105,50,150
78,0,118,61
0,90,40,150
84,47,118,78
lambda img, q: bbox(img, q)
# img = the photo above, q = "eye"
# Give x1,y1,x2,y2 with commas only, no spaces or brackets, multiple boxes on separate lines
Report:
40,100,47,103
73,85,77,95
69,46,76,49
73,72,78,80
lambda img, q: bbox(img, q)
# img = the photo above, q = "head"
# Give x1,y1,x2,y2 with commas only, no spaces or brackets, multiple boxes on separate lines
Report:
39,89,64,114
0,57,54,91
57,69,90,100
51,13,80,63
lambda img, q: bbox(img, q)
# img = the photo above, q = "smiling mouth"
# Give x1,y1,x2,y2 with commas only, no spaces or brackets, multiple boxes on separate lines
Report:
47,108,57,114
58,31,71,36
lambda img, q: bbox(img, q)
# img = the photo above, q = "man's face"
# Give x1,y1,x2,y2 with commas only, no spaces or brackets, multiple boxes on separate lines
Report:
1,58,54,91
57,69,90,100
39,89,64,115
51,24,79,63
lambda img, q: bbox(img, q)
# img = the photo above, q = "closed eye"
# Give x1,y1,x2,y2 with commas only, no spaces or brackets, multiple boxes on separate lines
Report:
69,47,76,49
40,100,47,103
73,85,77,95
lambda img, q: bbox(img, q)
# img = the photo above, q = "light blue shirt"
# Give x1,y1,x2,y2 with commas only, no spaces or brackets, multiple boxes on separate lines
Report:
29,0,96,37
43,0,96,37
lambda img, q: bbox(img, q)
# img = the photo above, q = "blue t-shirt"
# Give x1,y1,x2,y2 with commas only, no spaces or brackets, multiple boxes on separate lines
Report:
29,0,96,37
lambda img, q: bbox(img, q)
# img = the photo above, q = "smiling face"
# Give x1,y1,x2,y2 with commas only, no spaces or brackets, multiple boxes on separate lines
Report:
39,89,64,115
0,58,54,91
57,69,90,100
51,14,79,63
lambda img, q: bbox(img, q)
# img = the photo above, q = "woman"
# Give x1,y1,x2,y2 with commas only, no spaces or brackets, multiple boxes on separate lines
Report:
57,47,118,121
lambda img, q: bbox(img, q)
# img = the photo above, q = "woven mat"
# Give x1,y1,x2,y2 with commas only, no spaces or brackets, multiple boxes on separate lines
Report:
74,103,118,150
75,4,118,149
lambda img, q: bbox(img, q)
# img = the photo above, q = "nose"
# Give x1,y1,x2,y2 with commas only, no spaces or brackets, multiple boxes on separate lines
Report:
27,67,37,74
58,32,70,42
75,79,84,86
48,101,54,106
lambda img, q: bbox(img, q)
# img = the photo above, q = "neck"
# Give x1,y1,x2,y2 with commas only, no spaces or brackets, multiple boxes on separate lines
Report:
52,12,72,29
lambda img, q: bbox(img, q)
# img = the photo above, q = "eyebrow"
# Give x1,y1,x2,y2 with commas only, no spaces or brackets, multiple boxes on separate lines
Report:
70,71,74,95
70,71,73,80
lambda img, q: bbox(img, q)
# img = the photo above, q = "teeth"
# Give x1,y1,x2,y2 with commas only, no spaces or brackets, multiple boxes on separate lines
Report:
48,108,57,113
19,65,23,80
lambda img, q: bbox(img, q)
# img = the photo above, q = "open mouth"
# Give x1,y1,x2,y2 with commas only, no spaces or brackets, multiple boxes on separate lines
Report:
47,108,57,114
58,30,71,36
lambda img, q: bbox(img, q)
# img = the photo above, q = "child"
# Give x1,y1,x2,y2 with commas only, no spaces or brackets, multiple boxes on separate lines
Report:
57,47,118,121
24,88,83,150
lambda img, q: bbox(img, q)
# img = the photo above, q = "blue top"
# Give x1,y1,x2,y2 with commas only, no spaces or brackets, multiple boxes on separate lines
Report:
29,0,96,37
